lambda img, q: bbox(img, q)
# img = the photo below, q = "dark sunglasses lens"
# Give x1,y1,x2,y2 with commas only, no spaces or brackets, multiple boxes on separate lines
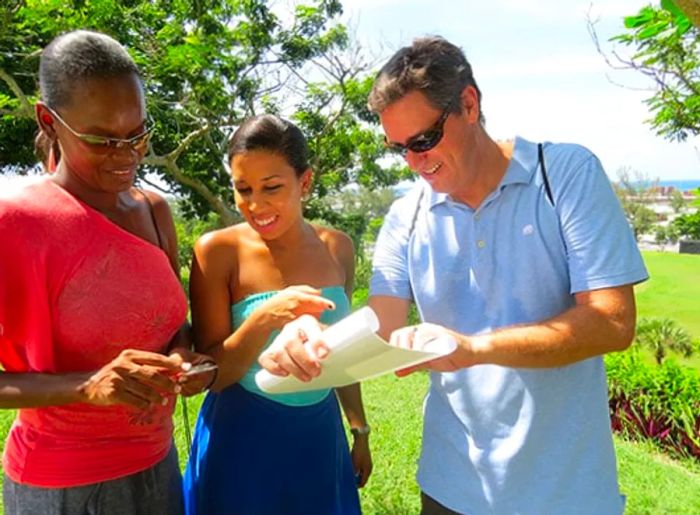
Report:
392,145,408,157
384,137,408,157
408,130,442,153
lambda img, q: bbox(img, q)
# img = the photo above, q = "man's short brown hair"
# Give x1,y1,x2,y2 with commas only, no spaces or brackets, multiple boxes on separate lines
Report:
367,36,484,123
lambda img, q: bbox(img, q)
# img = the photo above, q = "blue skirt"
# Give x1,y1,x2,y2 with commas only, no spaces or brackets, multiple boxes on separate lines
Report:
183,384,361,515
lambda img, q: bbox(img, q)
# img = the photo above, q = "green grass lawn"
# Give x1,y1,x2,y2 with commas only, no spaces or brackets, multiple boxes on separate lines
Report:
636,251,700,369
2,373,699,514
637,251,700,339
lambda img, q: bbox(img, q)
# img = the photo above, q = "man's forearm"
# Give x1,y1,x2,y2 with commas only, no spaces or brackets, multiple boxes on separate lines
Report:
468,287,636,368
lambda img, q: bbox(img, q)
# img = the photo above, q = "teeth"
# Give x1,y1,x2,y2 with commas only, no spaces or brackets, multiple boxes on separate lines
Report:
254,215,276,227
424,163,442,175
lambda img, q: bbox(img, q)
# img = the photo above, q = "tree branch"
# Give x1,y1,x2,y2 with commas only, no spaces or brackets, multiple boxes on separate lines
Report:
0,67,33,118
138,175,173,195
143,125,235,224
144,152,236,225
167,125,210,162
0,107,28,116
675,0,700,28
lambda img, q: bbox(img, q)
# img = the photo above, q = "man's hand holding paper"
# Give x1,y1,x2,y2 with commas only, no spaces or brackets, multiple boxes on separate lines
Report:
389,323,476,377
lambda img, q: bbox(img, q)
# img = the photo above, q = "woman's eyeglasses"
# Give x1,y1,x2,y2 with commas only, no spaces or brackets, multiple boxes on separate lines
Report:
385,100,454,157
44,106,151,154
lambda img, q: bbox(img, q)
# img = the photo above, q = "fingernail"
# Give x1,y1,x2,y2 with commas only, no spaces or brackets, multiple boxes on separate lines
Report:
181,362,192,371
161,397,168,406
317,347,329,359
174,385,182,394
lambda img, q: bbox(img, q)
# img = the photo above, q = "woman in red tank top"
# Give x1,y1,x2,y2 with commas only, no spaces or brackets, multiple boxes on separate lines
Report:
0,30,213,515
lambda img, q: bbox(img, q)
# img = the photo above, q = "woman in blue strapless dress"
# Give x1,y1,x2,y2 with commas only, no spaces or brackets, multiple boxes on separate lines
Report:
183,115,372,515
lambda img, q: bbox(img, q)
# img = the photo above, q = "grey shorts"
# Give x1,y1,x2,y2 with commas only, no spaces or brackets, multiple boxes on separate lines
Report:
3,444,184,515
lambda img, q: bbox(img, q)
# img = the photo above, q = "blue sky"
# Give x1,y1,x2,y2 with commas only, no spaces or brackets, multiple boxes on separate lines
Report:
338,0,699,181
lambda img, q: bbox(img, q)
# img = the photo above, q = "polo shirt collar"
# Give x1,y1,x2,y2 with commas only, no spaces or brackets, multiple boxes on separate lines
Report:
427,136,540,209
507,136,540,188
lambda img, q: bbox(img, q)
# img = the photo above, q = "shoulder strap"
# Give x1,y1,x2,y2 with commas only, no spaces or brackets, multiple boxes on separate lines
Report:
409,187,425,236
538,143,554,207
406,187,425,304
138,188,166,251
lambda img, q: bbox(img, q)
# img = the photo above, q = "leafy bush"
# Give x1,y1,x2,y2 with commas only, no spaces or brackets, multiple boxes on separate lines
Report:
173,205,222,288
606,350,700,461
351,254,372,309
673,209,700,239
654,224,680,244
635,317,695,364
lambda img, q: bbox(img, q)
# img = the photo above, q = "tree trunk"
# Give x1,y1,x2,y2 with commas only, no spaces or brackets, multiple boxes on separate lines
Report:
675,0,700,28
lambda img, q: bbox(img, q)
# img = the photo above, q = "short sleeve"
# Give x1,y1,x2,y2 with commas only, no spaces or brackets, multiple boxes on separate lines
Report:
369,190,420,300
0,206,54,372
547,145,648,293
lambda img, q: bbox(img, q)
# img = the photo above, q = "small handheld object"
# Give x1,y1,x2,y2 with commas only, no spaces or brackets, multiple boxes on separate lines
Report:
183,362,218,377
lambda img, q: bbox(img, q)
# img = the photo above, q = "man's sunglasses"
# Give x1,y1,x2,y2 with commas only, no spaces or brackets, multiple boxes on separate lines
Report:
385,100,454,157
44,105,151,154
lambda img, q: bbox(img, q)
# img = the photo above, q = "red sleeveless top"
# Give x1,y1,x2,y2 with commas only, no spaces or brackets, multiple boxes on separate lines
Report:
0,179,187,487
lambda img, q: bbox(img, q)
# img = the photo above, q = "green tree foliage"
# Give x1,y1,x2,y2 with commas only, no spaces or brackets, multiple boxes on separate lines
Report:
613,167,659,240
294,75,412,240
172,201,220,285
673,208,700,238
670,188,687,212
654,222,681,244
635,317,696,364
0,0,402,226
320,184,398,252
609,0,700,141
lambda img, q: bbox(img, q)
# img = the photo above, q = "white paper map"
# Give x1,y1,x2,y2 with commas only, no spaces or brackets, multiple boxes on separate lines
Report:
255,306,457,394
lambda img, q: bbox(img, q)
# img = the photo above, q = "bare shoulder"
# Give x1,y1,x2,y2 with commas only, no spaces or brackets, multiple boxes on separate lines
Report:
194,223,248,261
314,224,355,263
140,189,173,219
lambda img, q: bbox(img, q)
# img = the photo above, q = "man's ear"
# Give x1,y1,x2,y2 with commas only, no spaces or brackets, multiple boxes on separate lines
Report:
460,86,480,124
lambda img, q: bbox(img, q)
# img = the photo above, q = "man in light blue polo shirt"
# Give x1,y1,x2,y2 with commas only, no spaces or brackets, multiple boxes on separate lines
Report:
259,36,648,514
364,36,647,514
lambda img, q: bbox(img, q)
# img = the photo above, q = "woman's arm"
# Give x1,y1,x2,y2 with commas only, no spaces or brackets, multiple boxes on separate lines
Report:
189,232,332,391
0,350,185,410
189,231,270,391
0,371,91,409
